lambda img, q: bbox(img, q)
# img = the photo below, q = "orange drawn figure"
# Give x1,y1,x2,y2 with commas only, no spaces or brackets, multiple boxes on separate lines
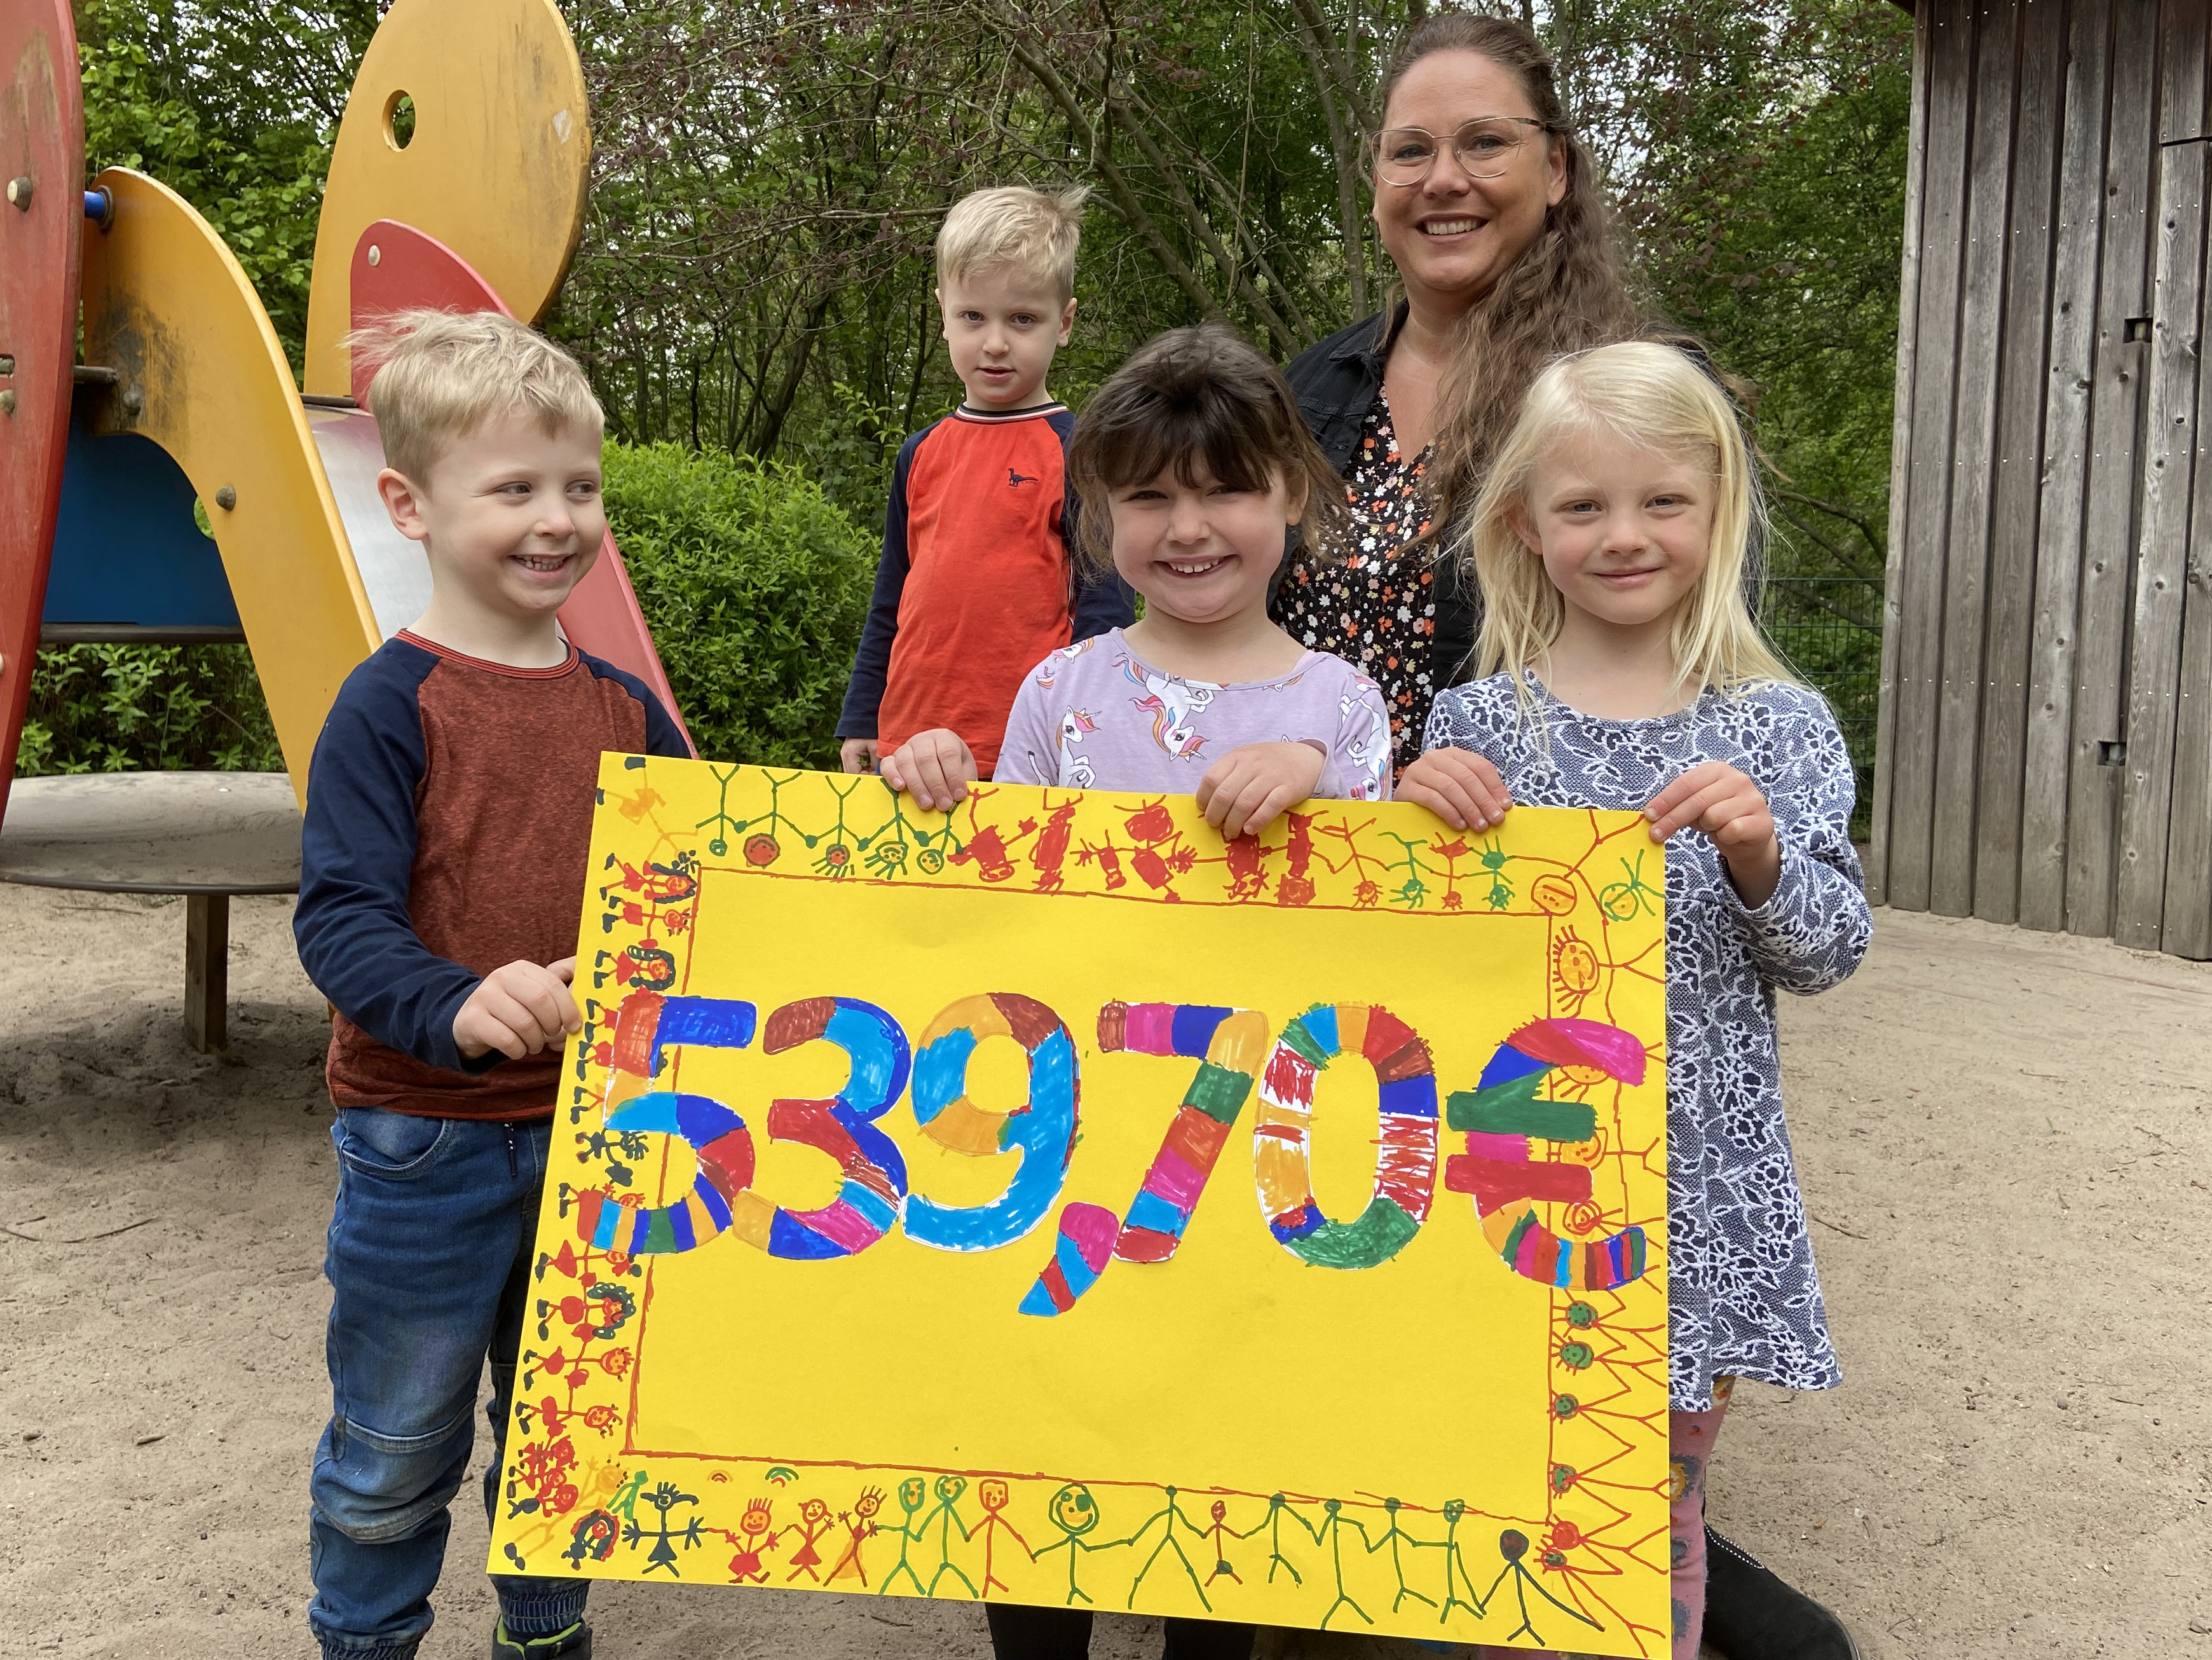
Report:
827,1486,885,1586
1278,811,1319,907
973,1477,1034,1596
1203,1499,1242,1584
784,1495,835,1582
952,821,1018,882
1120,798,1196,896
726,1498,779,1584
1028,799,1082,893
1221,833,1269,901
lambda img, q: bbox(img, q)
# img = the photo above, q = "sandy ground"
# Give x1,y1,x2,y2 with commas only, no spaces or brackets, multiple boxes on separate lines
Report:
1,885,2207,1659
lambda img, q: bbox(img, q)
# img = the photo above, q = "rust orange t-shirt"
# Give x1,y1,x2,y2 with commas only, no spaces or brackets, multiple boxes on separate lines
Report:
292,631,689,1119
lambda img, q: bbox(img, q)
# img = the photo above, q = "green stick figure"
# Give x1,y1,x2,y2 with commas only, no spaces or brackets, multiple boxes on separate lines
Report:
1365,1496,1437,1612
1234,1492,1317,1586
1035,1481,1110,1606
1117,1486,1212,1611
1423,1497,1492,1625
924,1474,979,1596
1600,847,1663,920
875,1476,929,1596
1485,1527,1601,1645
1314,1499,1373,1629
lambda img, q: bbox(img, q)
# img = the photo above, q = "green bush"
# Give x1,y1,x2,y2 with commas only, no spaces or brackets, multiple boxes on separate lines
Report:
17,643,283,775
605,440,877,767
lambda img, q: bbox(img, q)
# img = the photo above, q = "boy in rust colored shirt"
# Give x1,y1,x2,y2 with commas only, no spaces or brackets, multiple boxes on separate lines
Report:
292,312,686,1660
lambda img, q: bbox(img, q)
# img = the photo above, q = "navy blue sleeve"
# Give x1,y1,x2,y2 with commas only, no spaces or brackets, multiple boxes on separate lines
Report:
580,654,692,760
292,646,496,1076
1053,410,1136,640
836,429,927,740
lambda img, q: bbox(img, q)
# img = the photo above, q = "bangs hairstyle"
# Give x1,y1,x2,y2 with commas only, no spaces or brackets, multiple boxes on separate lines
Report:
345,309,603,483
936,184,1089,302
1468,340,1796,708
1065,324,1348,573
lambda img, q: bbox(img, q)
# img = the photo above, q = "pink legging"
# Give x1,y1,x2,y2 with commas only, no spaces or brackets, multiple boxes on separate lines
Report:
1478,1378,1731,1660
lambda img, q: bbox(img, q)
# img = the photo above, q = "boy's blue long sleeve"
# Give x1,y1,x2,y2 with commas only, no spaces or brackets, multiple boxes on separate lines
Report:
836,434,922,741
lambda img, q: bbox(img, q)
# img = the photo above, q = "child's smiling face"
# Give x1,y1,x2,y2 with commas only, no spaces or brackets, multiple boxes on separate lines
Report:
1513,430,1714,635
387,408,606,624
937,266,1075,411
1107,461,1304,629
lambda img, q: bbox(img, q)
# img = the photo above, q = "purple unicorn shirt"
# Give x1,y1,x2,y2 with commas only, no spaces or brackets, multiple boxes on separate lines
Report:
993,629,1393,801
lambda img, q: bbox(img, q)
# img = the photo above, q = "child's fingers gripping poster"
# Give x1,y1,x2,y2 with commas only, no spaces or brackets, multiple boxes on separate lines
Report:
491,758,1670,1654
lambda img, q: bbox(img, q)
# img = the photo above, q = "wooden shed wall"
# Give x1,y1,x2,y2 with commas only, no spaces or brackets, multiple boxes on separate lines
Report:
1873,0,2212,954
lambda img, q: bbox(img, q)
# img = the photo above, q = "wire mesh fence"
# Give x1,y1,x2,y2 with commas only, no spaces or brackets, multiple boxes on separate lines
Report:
1760,577,1882,840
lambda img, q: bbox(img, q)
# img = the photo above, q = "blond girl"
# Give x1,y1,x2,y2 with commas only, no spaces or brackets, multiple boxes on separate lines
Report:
1400,340,1869,1660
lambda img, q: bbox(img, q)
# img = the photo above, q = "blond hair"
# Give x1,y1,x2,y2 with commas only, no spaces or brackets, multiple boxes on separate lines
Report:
1468,340,1796,712
346,309,603,483
936,184,1089,301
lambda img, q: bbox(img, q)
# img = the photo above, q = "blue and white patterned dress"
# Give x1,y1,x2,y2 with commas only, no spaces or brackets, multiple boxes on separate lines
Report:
1424,673,1871,1411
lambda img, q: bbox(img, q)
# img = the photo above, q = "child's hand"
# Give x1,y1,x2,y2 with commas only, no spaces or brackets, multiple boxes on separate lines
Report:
840,737,879,775
880,728,976,812
1398,749,1513,830
1644,761,1781,907
453,957,582,1062
1196,741,1327,840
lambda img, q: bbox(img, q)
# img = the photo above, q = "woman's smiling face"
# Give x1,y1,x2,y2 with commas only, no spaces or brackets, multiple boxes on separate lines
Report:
1372,48,1566,317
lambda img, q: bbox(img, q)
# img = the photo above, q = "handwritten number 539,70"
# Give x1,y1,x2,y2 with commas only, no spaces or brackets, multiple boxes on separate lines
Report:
571,991,1651,1308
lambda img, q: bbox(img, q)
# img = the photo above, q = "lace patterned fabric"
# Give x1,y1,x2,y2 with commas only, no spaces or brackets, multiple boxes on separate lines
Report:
1424,673,1872,1411
1274,392,1438,774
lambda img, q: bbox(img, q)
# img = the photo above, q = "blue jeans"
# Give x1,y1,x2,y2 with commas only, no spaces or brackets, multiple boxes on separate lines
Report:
308,1108,590,1659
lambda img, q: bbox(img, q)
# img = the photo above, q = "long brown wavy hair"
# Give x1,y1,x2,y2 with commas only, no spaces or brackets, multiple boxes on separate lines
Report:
1374,13,1642,540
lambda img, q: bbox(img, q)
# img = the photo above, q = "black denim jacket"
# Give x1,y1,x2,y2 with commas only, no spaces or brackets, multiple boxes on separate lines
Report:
1278,301,1484,699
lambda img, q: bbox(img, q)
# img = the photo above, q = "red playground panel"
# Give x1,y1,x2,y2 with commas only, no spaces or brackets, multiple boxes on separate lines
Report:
0,0,85,811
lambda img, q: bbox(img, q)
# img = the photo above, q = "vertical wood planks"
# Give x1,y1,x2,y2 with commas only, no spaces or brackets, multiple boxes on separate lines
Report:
1930,0,2023,916
1888,0,1981,912
2065,0,2162,936
1872,0,1939,909
2158,28,2212,956
2113,0,2208,948
1976,0,2070,923
2020,0,2115,930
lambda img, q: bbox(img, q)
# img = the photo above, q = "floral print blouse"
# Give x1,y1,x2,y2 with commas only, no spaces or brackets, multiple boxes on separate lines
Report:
1424,673,1873,1411
1273,390,1440,774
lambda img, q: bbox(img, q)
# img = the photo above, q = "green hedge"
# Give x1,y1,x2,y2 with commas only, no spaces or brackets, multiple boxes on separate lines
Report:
14,441,875,777
17,642,283,774
603,441,875,768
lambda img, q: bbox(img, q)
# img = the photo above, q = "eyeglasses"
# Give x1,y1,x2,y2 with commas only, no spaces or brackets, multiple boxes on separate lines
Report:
1371,117,1548,186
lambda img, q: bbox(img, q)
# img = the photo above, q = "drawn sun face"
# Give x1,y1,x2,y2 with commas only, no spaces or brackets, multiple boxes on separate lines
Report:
1531,873,1579,916
1551,930,1601,998
1049,1482,1100,1537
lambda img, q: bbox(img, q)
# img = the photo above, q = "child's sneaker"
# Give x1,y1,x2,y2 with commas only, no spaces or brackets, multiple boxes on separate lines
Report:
491,1618,592,1659
1702,1527,1862,1659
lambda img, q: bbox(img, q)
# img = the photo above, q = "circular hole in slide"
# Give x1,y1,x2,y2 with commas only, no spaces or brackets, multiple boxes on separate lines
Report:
385,90,417,151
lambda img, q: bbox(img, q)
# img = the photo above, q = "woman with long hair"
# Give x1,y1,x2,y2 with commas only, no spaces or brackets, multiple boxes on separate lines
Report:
1275,13,1642,773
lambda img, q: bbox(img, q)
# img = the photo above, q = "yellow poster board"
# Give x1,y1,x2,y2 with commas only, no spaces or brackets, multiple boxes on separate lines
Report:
491,760,1671,1654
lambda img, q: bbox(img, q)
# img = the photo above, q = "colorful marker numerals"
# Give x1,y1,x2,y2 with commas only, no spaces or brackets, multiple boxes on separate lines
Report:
575,991,1653,1298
